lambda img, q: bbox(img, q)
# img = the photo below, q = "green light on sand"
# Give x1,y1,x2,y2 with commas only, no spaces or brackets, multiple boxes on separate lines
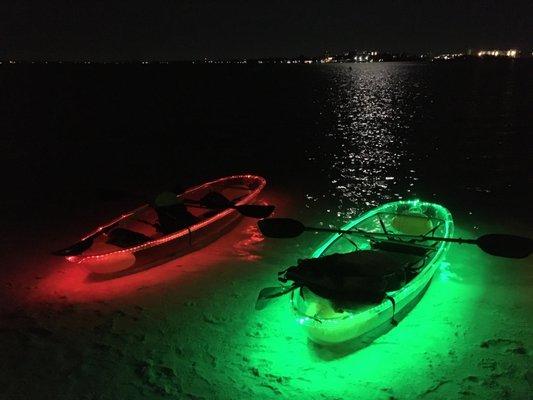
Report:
242,205,495,397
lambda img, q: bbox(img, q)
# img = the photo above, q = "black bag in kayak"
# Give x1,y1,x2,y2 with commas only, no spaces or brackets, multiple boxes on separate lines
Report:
280,250,421,304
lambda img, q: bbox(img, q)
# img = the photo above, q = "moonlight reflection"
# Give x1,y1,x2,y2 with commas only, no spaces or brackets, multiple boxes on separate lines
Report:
308,64,420,222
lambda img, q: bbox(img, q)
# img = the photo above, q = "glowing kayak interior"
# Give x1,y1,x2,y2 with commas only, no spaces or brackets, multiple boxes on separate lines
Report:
291,199,454,346
67,175,266,275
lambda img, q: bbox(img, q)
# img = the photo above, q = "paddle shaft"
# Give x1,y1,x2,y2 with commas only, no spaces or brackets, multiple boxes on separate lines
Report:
184,201,238,211
303,226,477,245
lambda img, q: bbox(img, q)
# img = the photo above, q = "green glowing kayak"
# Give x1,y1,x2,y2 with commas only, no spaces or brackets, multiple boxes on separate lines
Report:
291,200,454,346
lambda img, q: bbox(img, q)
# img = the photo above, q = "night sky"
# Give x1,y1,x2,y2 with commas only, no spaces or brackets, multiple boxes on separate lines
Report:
1,0,532,61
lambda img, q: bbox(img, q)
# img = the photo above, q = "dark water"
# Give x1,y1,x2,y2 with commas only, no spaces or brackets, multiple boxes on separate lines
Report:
1,61,532,237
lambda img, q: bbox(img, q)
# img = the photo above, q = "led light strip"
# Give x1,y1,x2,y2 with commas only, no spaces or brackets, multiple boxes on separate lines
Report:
69,175,266,263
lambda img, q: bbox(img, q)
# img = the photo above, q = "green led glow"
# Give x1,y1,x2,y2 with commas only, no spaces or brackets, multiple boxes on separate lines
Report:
290,199,454,345
240,204,525,397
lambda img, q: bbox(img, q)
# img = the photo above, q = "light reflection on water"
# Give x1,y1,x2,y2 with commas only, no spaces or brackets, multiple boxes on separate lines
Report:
306,64,423,223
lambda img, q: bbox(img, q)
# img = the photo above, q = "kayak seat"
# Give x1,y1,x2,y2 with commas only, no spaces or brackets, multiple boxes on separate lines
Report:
106,228,152,248
372,240,434,257
391,213,433,236
155,205,199,235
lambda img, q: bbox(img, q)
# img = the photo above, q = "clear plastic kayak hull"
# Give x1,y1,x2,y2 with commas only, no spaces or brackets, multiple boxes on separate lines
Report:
291,199,454,345
65,175,267,276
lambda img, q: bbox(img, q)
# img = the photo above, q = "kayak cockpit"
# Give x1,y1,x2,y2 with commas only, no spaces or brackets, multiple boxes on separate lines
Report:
84,176,259,255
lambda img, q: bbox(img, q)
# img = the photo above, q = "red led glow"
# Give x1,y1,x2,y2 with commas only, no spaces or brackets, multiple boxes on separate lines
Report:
31,218,267,303
232,221,265,261
6,186,288,306
67,175,266,263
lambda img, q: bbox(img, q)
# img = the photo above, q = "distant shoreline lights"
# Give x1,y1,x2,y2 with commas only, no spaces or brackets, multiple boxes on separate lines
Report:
477,49,518,58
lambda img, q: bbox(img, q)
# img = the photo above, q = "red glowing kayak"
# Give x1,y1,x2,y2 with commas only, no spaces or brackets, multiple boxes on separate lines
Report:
59,175,267,275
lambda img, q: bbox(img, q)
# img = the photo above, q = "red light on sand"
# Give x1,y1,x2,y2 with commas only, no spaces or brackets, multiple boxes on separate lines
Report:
32,218,268,304
232,220,265,261
14,187,289,306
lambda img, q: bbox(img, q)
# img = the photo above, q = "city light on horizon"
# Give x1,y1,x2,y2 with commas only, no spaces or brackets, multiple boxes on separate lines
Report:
477,49,518,58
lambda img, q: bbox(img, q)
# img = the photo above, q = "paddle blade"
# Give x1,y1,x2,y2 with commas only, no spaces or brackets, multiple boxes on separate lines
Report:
258,218,305,238
235,204,275,218
255,286,294,310
52,238,94,256
199,191,233,209
477,234,533,259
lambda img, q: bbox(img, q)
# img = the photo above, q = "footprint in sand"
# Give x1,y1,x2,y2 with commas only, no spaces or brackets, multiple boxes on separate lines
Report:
480,339,528,355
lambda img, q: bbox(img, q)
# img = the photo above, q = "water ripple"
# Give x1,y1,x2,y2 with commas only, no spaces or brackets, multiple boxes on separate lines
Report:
306,64,423,222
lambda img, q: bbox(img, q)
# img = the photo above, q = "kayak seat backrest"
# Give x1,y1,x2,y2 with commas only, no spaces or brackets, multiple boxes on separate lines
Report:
155,205,199,235
106,228,152,248
391,213,433,236
372,240,433,257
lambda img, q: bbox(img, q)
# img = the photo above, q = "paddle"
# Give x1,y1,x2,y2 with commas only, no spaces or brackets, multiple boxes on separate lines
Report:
225,204,275,219
257,218,533,259
255,285,298,310
190,190,276,218
147,201,274,221
52,237,94,256
99,188,274,219
52,221,121,256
